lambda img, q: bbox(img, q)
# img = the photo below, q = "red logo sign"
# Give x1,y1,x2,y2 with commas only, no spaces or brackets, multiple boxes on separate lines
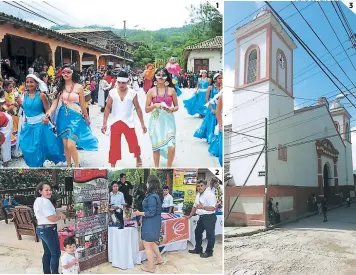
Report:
163,218,189,244
74,169,107,182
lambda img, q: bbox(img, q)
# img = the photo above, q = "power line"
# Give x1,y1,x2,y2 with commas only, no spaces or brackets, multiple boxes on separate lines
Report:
317,2,356,74
291,2,356,93
224,4,266,34
265,2,356,110
228,127,355,161
224,2,315,56
334,2,356,49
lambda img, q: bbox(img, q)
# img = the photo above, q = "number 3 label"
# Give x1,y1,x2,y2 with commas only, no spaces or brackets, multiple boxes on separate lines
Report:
347,1,356,13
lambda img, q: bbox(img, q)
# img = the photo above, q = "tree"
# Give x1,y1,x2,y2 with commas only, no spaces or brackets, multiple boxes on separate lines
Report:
133,45,154,67
186,2,222,44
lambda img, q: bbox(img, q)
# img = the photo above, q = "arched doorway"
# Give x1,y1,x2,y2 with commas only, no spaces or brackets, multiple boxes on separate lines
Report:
323,163,331,199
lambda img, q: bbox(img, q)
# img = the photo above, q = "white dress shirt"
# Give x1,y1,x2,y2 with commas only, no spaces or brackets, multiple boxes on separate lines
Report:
162,194,174,208
110,191,126,211
33,196,56,225
194,189,217,215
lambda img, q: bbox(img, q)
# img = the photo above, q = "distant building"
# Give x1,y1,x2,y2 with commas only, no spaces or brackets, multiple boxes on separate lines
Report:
58,29,134,68
0,12,107,77
182,36,222,73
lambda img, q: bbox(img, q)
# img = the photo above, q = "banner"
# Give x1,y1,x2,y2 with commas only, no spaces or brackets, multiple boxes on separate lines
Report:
73,169,109,272
172,169,197,203
138,217,189,251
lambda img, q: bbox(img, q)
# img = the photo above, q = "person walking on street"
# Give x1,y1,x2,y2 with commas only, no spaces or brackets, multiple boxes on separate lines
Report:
322,198,328,222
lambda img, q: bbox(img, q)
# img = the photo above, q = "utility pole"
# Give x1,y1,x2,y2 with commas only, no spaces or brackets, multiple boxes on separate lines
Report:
264,117,269,228
123,20,126,68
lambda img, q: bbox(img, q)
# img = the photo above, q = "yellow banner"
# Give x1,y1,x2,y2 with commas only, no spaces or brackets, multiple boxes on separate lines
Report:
172,169,197,203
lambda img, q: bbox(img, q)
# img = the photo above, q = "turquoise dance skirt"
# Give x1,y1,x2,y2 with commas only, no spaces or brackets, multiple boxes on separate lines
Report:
193,108,217,144
149,108,176,158
183,90,207,116
20,121,65,167
209,131,222,167
173,76,182,97
56,105,98,151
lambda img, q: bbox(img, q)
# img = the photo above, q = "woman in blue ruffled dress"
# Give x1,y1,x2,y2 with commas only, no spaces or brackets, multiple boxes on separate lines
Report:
193,73,223,144
209,93,223,167
183,70,210,117
44,64,98,167
17,74,65,167
146,68,178,168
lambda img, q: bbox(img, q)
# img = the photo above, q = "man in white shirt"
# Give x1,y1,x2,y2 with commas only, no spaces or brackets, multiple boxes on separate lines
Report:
101,71,147,168
109,181,126,228
162,185,174,213
186,180,217,258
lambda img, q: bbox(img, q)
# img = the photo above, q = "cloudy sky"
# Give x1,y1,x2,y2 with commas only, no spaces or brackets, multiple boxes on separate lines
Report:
0,0,215,30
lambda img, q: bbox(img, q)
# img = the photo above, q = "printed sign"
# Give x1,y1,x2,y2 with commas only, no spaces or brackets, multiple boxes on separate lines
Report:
173,169,197,203
73,169,109,272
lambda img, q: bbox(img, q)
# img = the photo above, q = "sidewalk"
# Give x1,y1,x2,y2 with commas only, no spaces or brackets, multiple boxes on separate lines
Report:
225,202,353,238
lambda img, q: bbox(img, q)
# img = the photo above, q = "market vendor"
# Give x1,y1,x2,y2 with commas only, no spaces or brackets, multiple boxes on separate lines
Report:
162,185,174,213
186,179,217,258
110,181,126,227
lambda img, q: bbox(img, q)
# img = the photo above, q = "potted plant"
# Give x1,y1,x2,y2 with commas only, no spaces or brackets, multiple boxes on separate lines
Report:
50,190,65,208
182,201,194,216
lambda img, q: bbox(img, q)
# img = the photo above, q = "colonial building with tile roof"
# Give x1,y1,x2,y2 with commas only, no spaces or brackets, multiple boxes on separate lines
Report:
182,36,222,73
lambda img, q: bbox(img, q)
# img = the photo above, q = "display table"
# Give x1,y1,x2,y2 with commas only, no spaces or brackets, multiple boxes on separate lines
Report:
108,215,190,270
108,227,141,269
188,214,223,247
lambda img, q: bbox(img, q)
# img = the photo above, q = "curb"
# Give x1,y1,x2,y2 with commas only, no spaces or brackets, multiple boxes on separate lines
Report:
225,201,355,238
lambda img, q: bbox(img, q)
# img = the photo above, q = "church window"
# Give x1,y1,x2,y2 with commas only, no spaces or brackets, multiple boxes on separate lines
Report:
346,122,350,141
334,121,340,132
278,144,287,161
247,49,257,84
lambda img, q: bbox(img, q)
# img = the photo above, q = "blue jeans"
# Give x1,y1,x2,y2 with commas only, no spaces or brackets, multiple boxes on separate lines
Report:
36,226,61,274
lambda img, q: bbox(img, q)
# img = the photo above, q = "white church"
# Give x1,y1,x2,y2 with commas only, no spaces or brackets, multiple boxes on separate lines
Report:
225,9,354,225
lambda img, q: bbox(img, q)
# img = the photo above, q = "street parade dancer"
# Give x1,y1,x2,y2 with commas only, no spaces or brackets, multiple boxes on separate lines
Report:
143,64,155,93
44,64,98,168
166,57,182,96
132,74,139,91
194,73,223,144
208,92,223,167
102,71,147,168
183,70,209,117
17,74,65,167
146,68,178,167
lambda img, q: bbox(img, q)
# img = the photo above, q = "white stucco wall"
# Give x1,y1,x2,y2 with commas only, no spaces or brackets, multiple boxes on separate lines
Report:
267,105,350,188
229,196,264,215
229,81,270,187
237,29,267,86
271,31,293,95
186,49,222,72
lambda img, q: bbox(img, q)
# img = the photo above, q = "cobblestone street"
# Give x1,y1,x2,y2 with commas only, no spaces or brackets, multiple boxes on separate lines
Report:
225,206,356,275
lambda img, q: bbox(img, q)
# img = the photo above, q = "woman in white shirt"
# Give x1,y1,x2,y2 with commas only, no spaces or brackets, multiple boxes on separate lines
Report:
33,182,66,274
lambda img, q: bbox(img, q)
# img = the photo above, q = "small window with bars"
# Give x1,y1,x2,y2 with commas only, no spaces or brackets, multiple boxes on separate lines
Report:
278,144,287,161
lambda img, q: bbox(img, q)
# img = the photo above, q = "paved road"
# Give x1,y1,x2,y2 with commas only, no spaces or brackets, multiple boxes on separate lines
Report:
225,206,356,275
7,88,220,168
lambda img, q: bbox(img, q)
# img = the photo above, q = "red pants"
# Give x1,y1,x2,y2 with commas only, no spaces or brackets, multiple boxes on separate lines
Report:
109,121,141,164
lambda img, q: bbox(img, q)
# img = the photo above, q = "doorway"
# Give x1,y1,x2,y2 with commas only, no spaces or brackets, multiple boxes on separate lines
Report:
323,163,331,199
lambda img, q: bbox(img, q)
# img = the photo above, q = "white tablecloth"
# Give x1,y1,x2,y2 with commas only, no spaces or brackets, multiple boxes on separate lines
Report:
108,227,141,269
189,214,223,247
108,226,188,269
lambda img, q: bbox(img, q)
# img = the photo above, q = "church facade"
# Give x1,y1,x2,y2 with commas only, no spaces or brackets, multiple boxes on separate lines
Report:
225,10,354,225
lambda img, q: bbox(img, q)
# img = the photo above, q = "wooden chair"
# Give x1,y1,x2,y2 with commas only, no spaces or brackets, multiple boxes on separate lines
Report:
12,206,39,242
0,199,13,224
